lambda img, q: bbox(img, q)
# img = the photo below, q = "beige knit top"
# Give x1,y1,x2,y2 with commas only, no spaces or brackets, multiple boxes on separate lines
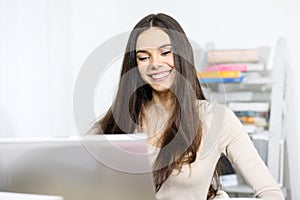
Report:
147,100,284,200
88,100,284,200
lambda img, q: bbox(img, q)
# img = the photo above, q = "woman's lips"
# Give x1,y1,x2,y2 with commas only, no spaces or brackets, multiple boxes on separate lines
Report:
148,70,172,81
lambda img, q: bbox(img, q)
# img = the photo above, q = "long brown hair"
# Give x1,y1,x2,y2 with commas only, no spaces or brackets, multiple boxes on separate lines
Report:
97,13,219,199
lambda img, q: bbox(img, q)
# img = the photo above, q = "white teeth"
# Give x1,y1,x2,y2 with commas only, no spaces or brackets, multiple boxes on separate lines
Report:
151,71,170,79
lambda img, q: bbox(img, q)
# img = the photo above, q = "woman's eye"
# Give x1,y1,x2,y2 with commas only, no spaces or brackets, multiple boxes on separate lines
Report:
161,50,171,56
137,56,149,61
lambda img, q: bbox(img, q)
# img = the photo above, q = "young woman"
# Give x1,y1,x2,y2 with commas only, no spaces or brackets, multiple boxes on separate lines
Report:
89,13,285,200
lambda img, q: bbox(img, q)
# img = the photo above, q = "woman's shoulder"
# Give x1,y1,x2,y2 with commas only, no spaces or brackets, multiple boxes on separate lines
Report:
198,99,212,108
86,122,102,135
198,100,229,118
197,100,233,158
198,99,213,112
199,99,234,111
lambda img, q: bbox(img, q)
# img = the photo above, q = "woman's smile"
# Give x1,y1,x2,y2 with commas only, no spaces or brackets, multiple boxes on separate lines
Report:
147,69,173,82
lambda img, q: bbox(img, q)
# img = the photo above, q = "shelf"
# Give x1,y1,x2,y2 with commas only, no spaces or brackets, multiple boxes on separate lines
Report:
223,184,287,198
223,184,253,194
202,39,287,194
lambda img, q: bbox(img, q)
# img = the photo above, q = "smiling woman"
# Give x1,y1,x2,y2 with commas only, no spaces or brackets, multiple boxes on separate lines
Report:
136,27,176,92
88,13,285,200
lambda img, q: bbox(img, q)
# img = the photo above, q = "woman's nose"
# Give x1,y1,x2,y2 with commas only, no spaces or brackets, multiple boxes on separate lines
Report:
149,53,162,67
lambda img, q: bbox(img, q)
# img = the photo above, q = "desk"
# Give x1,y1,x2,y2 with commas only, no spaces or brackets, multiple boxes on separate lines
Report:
0,192,63,200
216,197,262,200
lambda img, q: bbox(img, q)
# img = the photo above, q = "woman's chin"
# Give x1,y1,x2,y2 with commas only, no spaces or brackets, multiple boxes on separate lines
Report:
150,83,172,93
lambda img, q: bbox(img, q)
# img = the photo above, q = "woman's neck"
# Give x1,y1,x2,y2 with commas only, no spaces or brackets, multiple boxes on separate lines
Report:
141,90,175,147
151,90,174,109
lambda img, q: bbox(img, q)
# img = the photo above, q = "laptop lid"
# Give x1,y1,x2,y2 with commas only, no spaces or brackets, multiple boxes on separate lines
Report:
0,134,156,200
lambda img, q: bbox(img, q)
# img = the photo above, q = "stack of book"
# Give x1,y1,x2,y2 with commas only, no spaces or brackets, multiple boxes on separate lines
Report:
198,47,272,134
228,101,270,134
198,48,268,84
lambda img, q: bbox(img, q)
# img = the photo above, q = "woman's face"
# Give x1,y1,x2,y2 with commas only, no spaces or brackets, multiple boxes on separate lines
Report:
136,27,175,93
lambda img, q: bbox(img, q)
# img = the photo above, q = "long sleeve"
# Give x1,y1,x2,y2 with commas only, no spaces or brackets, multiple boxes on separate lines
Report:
219,107,285,200
150,101,285,200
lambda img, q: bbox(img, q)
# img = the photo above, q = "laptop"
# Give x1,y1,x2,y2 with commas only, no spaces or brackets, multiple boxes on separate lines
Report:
0,134,156,200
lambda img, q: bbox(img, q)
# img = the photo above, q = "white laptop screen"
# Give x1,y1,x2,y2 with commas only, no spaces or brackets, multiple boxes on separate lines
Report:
0,135,156,200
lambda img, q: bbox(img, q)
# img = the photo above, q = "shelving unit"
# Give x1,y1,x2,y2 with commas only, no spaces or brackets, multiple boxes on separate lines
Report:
199,38,287,197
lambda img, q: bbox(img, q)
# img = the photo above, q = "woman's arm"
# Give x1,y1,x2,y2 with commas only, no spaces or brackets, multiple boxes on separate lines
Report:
219,107,285,200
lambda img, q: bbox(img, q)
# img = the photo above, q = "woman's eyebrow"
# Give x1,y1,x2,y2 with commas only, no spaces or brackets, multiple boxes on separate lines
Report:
159,44,172,49
136,44,172,54
136,49,148,54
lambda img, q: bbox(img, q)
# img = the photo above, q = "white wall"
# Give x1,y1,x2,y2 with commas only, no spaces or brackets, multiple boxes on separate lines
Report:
0,0,299,199
0,0,73,136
